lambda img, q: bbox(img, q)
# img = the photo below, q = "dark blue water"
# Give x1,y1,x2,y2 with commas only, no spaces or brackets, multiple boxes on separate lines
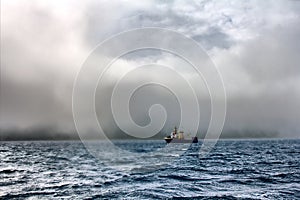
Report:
1,139,299,199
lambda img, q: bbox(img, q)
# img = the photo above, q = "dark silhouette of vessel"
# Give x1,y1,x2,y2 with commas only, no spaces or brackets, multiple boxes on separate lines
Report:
164,127,198,143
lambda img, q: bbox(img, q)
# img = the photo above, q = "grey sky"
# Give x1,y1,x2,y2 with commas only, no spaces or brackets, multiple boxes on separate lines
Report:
1,0,300,139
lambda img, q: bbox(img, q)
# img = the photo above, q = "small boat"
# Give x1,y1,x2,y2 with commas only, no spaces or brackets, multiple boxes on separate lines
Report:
164,127,198,143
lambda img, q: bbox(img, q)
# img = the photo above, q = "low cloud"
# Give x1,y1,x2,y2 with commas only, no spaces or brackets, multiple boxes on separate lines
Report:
1,0,300,140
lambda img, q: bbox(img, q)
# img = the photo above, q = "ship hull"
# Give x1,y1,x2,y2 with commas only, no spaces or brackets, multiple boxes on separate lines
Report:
164,137,198,144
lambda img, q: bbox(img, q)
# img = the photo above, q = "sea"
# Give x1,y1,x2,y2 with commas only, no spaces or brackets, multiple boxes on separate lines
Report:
0,139,299,199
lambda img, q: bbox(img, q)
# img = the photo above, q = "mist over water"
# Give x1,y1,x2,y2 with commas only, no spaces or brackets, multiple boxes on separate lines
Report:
1,0,300,139
1,139,299,199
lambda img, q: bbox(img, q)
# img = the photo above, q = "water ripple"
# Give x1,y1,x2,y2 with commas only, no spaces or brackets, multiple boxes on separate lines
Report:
0,139,299,199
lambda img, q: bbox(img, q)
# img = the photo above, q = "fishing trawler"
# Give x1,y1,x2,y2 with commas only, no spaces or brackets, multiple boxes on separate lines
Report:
164,127,198,143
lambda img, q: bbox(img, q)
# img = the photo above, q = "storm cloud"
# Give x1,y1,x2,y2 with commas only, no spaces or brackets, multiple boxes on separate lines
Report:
1,0,300,140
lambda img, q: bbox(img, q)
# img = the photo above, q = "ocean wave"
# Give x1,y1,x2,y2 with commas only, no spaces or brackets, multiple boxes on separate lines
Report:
0,139,299,199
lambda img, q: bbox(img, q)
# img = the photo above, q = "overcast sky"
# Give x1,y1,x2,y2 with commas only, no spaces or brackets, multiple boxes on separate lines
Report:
1,0,300,140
